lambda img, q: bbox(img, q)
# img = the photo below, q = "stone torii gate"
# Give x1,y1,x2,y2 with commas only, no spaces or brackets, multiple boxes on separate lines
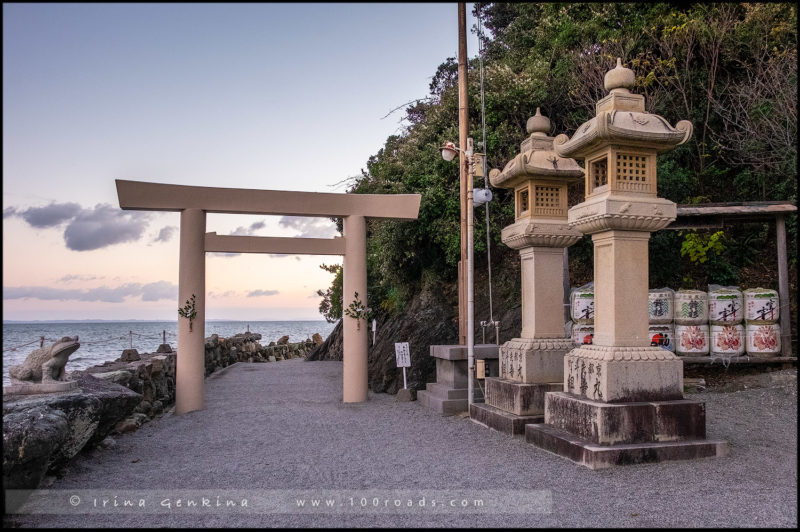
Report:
116,179,421,414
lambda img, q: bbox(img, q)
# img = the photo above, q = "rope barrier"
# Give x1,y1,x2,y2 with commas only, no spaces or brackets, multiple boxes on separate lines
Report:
2,339,41,352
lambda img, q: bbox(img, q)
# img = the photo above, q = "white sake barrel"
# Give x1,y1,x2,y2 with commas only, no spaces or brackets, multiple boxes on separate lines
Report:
648,324,675,352
744,288,780,324
571,324,594,345
648,289,674,324
674,290,708,325
675,324,709,356
708,288,744,325
710,324,745,356
746,323,781,357
570,288,594,324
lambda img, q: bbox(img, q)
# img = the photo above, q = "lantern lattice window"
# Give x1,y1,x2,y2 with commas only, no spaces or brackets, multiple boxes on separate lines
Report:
615,153,652,193
590,157,608,193
516,187,530,218
534,185,563,216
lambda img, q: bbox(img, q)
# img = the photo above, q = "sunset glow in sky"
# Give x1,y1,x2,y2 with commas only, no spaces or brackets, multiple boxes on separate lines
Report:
3,3,481,321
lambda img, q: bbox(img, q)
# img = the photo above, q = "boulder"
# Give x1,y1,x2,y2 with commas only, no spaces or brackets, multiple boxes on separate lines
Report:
277,335,290,345
3,374,141,491
120,349,140,362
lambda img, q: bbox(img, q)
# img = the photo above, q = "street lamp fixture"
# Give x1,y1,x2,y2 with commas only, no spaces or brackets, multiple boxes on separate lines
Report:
440,141,459,162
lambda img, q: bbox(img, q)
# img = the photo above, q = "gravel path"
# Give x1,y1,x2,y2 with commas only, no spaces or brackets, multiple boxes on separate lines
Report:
6,360,797,528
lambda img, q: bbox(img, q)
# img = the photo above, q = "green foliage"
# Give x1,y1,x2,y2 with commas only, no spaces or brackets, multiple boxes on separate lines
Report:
343,292,372,327
316,264,342,323
318,2,797,320
680,231,726,264
178,294,197,331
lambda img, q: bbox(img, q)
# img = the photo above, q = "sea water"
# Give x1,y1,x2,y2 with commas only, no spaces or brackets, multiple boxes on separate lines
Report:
2,320,336,386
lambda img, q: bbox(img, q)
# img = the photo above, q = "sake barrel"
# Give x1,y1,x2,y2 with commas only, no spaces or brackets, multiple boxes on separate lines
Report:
708,287,744,325
674,290,708,325
746,323,781,357
675,324,709,356
571,324,594,345
648,289,674,324
710,324,745,357
648,324,675,352
744,288,780,325
570,288,595,324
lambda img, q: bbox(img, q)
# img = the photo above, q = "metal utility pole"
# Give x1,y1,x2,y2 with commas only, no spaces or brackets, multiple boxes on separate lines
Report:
457,2,469,346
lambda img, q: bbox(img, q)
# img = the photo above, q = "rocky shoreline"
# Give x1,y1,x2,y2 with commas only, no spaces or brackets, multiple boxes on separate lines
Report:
3,332,322,496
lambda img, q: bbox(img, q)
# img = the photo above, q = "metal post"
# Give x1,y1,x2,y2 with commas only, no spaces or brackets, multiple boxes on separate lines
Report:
457,2,469,346
40,336,44,348
563,247,571,325
466,138,475,407
129,331,133,349
163,330,166,344
776,214,792,356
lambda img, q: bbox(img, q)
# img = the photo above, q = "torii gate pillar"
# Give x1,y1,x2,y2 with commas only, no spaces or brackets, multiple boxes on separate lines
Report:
342,215,368,402
177,208,206,414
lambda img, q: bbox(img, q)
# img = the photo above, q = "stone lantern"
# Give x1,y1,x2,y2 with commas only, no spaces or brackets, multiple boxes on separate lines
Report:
469,108,584,435
526,59,728,467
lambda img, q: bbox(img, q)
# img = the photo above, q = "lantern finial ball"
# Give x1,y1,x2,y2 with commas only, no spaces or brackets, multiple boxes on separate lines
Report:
604,57,635,92
526,107,551,136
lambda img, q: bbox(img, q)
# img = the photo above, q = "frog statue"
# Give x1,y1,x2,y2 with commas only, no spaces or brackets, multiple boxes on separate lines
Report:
8,336,80,383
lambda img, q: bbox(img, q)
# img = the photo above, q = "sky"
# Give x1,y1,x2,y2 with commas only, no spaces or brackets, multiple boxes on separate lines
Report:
2,3,482,321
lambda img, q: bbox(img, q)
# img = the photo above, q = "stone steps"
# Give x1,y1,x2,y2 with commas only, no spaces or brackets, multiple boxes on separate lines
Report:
525,422,729,470
469,402,543,436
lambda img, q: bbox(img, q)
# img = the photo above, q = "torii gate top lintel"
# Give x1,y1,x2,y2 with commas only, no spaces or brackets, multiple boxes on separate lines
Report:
116,179,421,219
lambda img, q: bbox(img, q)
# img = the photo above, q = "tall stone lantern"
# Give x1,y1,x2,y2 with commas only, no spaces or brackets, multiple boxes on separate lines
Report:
469,108,584,435
526,59,728,467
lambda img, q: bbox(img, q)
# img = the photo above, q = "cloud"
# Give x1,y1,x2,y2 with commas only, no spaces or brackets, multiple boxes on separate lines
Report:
208,220,269,257
247,289,279,297
3,281,178,303
140,281,178,301
63,204,151,251
278,216,338,238
208,290,238,298
153,225,178,243
229,219,267,237
14,202,82,228
57,274,105,283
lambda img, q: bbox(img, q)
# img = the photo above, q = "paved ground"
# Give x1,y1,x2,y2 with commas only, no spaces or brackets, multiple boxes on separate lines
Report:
5,359,797,528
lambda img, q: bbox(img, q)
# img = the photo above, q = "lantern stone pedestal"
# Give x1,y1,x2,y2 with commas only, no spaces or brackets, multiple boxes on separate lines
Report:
418,344,499,416
470,109,584,435
525,59,728,467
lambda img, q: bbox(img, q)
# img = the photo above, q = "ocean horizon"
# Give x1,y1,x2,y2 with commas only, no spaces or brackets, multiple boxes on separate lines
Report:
3,319,337,386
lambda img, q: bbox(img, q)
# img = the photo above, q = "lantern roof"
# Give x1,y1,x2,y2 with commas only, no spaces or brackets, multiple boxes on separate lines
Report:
490,108,583,190
554,58,693,159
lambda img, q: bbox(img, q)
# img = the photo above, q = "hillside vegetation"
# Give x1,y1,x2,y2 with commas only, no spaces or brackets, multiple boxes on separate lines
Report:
315,3,797,372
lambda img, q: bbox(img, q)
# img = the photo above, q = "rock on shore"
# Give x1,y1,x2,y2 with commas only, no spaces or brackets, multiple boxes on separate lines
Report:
3,375,141,491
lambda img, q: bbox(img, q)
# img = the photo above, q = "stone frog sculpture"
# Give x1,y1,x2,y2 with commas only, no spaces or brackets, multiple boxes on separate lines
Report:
8,336,80,383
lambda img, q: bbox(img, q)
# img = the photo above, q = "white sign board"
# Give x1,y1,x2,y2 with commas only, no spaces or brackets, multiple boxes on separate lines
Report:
394,342,411,368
